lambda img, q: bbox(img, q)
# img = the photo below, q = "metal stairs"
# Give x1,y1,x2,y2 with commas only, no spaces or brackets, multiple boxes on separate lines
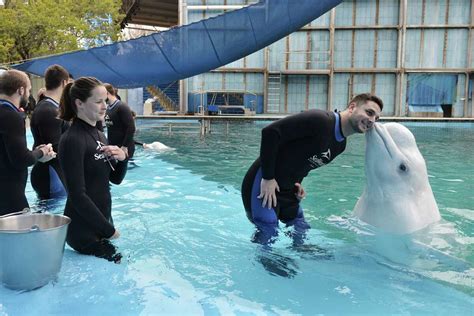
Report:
267,73,281,113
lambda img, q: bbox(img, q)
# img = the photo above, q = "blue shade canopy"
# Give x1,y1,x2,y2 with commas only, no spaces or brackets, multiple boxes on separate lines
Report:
13,0,342,88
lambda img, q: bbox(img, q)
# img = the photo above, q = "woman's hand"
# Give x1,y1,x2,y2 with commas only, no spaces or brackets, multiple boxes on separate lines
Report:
109,229,120,240
101,145,127,161
120,146,129,158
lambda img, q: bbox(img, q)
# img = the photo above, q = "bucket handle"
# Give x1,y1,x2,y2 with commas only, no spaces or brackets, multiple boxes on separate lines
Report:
0,208,31,219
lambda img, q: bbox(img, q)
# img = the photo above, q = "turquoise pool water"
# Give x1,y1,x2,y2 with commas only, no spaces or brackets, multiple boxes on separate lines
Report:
1,121,473,315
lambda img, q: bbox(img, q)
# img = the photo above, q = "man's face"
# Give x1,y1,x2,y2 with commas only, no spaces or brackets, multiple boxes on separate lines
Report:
348,100,381,134
106,92,113,105
19,78,31,108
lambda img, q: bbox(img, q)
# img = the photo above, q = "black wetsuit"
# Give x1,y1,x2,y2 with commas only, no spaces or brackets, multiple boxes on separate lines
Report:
30,97,69,199
59,118,127,262
96,120,104,132
0,99,43,215
104,100,136,158
242,110,346,228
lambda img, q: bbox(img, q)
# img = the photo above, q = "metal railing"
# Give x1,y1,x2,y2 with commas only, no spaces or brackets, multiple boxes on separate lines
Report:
283,50,331,70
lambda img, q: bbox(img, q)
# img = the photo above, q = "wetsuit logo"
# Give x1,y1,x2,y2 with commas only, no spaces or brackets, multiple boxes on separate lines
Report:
94,141,115,171
104,115,113,127
308,149,331,169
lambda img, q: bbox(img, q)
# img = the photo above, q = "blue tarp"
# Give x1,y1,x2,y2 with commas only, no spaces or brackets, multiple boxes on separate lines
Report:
408,105,443,113
407,74,458,106
13,0,342,88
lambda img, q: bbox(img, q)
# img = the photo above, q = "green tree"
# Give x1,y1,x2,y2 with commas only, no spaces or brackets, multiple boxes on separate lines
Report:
0,0,124,65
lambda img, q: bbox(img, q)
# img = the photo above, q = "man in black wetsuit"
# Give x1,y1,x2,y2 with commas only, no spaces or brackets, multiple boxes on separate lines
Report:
30,64,71,199
0,70,56,215
242,93,383,244
104,84,136,159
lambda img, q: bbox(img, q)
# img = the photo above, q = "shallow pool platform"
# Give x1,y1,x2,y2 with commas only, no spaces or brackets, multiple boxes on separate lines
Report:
138,114,474,135
140,114,474,122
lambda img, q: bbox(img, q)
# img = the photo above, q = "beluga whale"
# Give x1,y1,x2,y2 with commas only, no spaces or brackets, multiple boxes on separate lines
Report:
353,122,441,234
143,141,172,152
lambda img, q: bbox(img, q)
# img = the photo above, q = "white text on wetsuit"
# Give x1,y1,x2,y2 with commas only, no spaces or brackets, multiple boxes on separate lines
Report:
308,149,331,168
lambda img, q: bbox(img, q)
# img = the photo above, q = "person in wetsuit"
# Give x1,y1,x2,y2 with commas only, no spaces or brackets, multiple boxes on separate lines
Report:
242,93,383,245
0,70,56,215
58,77,128,263
103,83,136,159
24,94,36,118
30,64,71,199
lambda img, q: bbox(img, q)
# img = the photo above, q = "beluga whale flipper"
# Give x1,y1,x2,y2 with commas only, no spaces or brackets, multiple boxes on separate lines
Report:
353,122,441,234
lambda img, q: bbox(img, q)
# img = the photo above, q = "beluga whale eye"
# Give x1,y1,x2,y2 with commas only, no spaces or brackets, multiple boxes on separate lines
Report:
399,163,408,172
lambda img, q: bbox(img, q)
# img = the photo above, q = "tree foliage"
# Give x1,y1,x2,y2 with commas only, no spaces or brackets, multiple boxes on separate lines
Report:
0,0,124,65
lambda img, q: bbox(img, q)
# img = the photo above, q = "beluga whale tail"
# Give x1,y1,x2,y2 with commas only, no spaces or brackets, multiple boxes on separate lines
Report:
353,122,441,234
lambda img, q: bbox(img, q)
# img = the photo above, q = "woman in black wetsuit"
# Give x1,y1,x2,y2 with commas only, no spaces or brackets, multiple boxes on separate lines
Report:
58,77,128,263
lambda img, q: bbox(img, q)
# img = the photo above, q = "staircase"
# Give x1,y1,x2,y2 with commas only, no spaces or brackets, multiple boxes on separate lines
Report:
145,81,179,112
267,73,281,113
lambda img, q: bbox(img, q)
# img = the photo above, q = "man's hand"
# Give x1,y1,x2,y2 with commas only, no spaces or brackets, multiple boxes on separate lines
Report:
258,178,280,209
37,144,56,163
294,183,306,201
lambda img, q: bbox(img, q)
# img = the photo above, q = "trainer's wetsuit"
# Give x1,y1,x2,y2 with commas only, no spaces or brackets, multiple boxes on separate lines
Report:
59,118,128,262
0,99,43,215
30,97,69,199
104,100,136,158
241,110,346,242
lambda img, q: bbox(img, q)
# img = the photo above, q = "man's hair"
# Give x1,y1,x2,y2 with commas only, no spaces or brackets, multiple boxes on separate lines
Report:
44,64,70,90
0,69,29,96
348,93,383,111
104,83,116,96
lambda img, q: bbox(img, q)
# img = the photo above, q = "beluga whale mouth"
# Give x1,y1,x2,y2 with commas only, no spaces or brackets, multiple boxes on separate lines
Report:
353,122,441,234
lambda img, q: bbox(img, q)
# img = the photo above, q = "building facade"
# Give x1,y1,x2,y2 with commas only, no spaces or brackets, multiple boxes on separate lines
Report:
181,0,473,117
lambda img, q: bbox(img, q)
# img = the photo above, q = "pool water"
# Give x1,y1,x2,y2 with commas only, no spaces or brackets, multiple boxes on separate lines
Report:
1,121,473,315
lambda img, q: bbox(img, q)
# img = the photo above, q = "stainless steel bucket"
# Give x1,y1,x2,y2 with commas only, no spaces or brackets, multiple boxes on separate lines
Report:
0,212,71,290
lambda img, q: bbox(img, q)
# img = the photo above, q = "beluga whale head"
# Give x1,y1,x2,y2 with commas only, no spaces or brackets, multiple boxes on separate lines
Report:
353,122,441,234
